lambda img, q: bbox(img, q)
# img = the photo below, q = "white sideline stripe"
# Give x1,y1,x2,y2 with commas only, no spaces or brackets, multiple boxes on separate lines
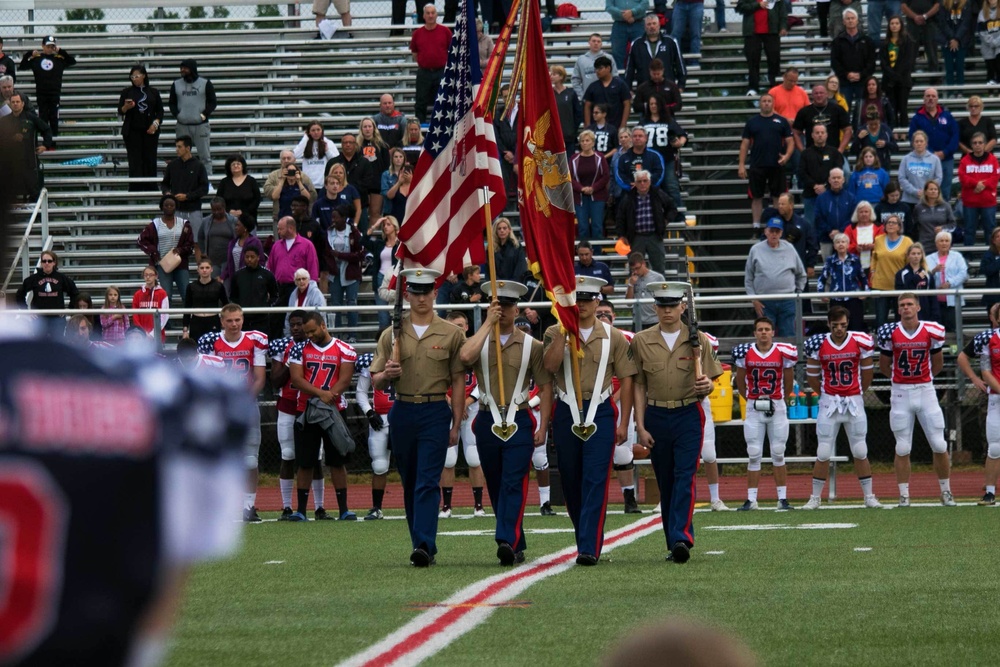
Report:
704,523,858,531
854,547,873,552
335,515,664,667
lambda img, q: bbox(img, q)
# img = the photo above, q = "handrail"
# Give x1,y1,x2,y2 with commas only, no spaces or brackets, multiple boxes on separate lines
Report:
2,189,49,294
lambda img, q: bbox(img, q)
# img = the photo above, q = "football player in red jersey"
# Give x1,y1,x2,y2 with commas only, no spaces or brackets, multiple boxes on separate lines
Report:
733,316,797,510
197,303,268,521
960,302,1000,506
288,311,357,521
802,307,883,509
876,292,955,507
269,310,331,519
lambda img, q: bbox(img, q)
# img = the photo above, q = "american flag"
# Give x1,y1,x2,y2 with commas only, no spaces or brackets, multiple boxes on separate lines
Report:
396,0,506,279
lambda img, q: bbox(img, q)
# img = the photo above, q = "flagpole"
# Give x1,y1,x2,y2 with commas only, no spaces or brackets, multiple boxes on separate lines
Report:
482,188,508,424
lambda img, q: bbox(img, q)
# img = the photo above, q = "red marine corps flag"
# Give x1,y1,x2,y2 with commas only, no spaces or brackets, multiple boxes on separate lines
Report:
513,0,581,350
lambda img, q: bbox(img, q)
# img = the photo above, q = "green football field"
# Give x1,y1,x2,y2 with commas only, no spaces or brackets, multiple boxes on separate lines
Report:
166,503,999,667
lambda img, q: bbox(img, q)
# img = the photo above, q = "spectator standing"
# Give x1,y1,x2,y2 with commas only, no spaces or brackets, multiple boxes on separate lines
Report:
410,5,452,124
269,216,320,313
313,0,353,37
902,0,941,71
876,179,913,229
616,169,677,275
99,285,129,344
979,0,1000,84
817,232,869,330
293,121,340,190
626,14,687,89
162,136,209,241
476,19,493,70
285,268,326,335
373,93,407,148
616,126,666,192
761,192,819,276
487,217,529,282
216,154,261,223
850,106,899,169
117,65,163,192
183,258,228,342
606,0,647,79
0,92,52,202
15,250,79,335
980,227,1000,314
196,197,238,278
829,0,865,39
937,0,976,86
131,266,169,342
608,127,632,217
137,194,195,304
18,35,74,137
325,205,364,341
799,124,846,224
848,146,890,204
571,130,612,240
792,85,853,154
641,92,687,217
880,16,917,127
264,152,316,222
624,251,665,330
0,36,15,83
736,0,787,98
168,59,216,178
634,59,684,119
572,33,619,99
768,68,810,123
494,88,518,205
574,240,616,293
869,0,901,47
401,118,424,166
269,160,313,222
221,215,265,288
229,246,279,335
369,215,400,331
894,244,940,319
869,214,912,327
381,147,410,218
826,75,850,114
359,118,391,217
325,133,378,232
738,93,794,231
745,218,808,336
958,132,999,245
584,56,632,130
850,77,896,130
0,75,29,114
913,180,957,252
586,104,620,158
321,162,362,226
831,10,876,110
958,96,997,155
926,231,967,331
897,130,942,205
844,200,884,274
551,65,582,152
813,167,855,256
673,0,706,66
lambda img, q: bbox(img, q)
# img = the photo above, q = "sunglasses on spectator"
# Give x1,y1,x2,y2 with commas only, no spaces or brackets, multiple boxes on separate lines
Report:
40,259,54,263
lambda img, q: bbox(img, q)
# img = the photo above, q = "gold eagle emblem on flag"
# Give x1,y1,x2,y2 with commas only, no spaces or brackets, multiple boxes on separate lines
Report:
521,110,574,217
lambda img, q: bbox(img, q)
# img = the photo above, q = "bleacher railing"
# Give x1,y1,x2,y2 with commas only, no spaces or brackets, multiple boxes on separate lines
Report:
2,189,50,295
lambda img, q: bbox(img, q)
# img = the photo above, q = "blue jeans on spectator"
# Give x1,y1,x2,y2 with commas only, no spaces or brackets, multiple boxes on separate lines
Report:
867,0,900,49
156,265,189,304
330,275,359,332
963,205,996,246
943,46,967,86
575,196,606,240
611,21,644,81
714,0,726,29
663,159,683,217
374,270,390,330
940,156,954,202
671,2,705,63
841,81,862,113
763,298,797,338
803,197,817,225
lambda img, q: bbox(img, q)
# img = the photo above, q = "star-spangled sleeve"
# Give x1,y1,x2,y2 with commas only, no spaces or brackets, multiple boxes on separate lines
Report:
288,341,307,366
876,323,895,352
803,334,825,361
197,332,219,356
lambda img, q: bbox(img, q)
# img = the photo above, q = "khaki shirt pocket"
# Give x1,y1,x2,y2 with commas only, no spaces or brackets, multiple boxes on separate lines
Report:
426,347,451,362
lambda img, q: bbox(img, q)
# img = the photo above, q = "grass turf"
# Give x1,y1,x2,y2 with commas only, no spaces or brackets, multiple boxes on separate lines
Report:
167,505,999,666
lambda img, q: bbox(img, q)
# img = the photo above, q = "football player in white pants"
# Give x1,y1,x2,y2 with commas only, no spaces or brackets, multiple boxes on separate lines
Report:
876,292,955,507
801,306,883,509
700,331,730,511
598,300,641,513
733,316,797,510
355,353,393,519
517,317,556,515
960,301,1000,506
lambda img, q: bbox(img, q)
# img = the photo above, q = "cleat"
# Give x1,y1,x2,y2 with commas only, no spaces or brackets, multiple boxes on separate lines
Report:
438,506,452,519
940,490,957,507
898,495,910,507
540,501,556,516
623,496,641,514
364,507,384,520
314,507,335,520
243,506,262,523
736,500,758,511
474,505,487,517
410,548,434,567
278,507,294,521
776,499,794,510
653,502,662,513
978,492,996,506
576,553,598,566
497,542,516,566
339,510,358,521
864,495,884,509
710,499,732,511
288,511,307,522
801,496,822,510
670,542,690,564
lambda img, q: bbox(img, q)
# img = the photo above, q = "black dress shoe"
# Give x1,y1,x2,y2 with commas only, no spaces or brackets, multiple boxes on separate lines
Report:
497,542,516,566
410,548,434,567
576,553,598,566
670,542,691,564
514,550,525,564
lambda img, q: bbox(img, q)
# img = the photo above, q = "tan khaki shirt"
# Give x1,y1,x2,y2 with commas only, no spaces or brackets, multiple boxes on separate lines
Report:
471,330,552,406
371,315,465,395
543,322,637,397
631,324,723,401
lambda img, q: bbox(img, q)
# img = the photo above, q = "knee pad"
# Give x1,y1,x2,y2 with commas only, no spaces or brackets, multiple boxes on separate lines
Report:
845,417,869,460
371,455,390,476
277,413,296,460
746,442,763,472
848,439,869,461
464,443,481,468
989,441,1000,460
444,445,458,469
919,404,948,454
613,442,634,467
815,420,837,462
369,429,390,475
770,444,786,467
701,417,717,463
245,453,258,469
927,433,948,454
532,445,549,471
